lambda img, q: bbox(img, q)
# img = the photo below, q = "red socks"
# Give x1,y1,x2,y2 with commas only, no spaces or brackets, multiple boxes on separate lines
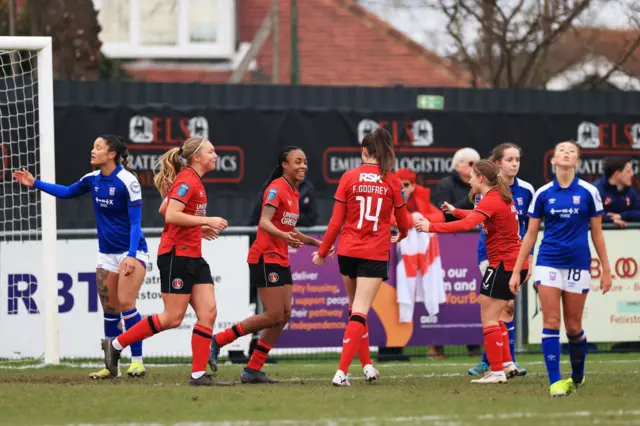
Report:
116,314,162,349
192,324,213,374
499,321,513,364
338,313,367,373
215,323,246,347
247,340,273,371
483,325,504,372
349,306,372,367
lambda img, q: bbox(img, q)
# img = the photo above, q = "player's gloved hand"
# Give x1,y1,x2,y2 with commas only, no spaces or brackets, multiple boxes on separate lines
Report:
284,231,303,248
440,202,455,215
312,251,325,266
509,273,521,296
207,217,228,231
121,257,138,276
202,225,220,241
13,168,35,187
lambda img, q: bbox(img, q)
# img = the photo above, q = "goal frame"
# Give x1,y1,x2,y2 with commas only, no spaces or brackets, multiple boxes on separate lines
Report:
0,37,58,364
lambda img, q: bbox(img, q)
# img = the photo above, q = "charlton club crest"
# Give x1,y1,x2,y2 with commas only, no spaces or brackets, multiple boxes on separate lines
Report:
268,273,279,283
172,278,184,290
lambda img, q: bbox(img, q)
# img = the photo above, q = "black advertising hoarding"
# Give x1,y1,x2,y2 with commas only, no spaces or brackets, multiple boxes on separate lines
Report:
53,106,640,200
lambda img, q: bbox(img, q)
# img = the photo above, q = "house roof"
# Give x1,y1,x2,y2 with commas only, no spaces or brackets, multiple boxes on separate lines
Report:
131,0,475,87
546,27,640,87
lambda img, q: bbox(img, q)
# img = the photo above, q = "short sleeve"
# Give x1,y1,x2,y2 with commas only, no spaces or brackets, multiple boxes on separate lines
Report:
475,194,500,218
118,170,142,205
334,175,348,203
588,187,604,217
263,183,282,209
391,176,406,208
529,188,546,218
170,178,195,205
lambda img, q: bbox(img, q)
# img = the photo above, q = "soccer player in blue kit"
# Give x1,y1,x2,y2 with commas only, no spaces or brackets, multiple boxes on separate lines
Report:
13,135,149,379
509,141,612,397
468,143,534,377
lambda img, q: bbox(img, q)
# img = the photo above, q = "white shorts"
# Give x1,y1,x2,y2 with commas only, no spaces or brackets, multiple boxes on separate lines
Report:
97,251,149,273
534,266,590,294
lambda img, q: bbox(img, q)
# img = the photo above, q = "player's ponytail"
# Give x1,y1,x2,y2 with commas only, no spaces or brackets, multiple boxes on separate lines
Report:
264,146,301,189
473,160,512,205
99,134,137,177
153,147,183,199
361,128,396,176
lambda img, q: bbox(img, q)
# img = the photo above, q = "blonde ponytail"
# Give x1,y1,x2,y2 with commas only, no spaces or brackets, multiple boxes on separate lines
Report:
153,147,184,198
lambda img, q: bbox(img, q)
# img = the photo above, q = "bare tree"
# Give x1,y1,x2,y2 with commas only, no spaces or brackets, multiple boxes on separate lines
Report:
29,0,102,80
360,0,640,88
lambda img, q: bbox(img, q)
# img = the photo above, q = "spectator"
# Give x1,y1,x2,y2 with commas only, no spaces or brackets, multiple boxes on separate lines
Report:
593,157,640,228
434,148,481,222
249,179,318,227
395,168,446,359
395,168,445,223
433,147,482,357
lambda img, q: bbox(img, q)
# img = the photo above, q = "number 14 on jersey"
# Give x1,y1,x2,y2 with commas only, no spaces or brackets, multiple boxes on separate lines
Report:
356,195,382,231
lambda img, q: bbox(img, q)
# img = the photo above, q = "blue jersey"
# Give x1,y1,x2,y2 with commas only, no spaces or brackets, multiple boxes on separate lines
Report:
477,178,535,264
529,177,603,270
34,165,147,256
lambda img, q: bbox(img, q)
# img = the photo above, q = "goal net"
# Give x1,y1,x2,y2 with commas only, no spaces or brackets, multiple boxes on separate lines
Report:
0,37,58,365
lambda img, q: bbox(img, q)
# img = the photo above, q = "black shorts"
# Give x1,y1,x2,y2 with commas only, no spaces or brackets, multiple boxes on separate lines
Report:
249,255,293,288
158,248,214,294
481,262,527,301
338,255,389,281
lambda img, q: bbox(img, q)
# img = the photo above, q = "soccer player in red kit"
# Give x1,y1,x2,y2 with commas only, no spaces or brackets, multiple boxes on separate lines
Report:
415,160,528,384
312,128,412,386
209,146,325,384
101,136,230,386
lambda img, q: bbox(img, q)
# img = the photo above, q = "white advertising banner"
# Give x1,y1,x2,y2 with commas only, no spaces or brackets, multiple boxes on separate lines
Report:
0,236,251,359
528,230,640,343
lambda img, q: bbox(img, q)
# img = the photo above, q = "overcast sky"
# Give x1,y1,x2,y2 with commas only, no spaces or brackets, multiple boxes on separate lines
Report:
359,0,639,56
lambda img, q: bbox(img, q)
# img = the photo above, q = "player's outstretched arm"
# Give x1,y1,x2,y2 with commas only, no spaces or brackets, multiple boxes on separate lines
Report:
590,216,612,294
13,168,88,199
425,211,486,234
317,201,346,258
165,198,227,230
292,229,322,248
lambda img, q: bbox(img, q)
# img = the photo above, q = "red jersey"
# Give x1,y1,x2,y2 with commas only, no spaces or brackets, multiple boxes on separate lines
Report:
247,177,300,267
319,164,409,261
430,189,524,270
158,167,207,258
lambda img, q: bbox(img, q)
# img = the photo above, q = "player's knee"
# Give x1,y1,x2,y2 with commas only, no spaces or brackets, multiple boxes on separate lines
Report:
503,304,514,319
265,308,286,327
197,304,217,327
543,316,561,330
162,314,184,330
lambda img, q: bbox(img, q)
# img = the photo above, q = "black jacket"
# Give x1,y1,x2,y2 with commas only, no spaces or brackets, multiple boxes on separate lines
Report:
248,179,318,227
433,173,473,222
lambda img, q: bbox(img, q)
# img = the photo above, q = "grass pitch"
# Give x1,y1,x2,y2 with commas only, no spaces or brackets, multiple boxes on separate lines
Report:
0,353,638,425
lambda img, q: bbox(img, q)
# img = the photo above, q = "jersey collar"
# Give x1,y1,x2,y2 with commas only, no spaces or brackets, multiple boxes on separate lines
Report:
510,178,519,192
98,164,122,181
186,166,203,183
553,176,579,190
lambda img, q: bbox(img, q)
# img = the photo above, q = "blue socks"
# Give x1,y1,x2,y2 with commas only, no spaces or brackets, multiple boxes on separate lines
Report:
567,330,587,383
482,320,516,364
104,312,122,339
542,328,561,385
123,308,144,362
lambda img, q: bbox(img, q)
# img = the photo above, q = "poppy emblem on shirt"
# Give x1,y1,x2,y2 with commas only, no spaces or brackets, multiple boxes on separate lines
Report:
268,272,279,283
626,197,631,206
268,188,278,201
573,196,581,205
172,278,184,290
109,187,116,196
605,197,612,205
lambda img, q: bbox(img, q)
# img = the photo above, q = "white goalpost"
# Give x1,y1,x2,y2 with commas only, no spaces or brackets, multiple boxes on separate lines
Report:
0,37,58,365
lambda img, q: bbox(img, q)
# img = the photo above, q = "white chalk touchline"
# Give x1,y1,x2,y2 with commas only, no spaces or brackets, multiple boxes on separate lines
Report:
2,358,639,370
55,409,640,426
